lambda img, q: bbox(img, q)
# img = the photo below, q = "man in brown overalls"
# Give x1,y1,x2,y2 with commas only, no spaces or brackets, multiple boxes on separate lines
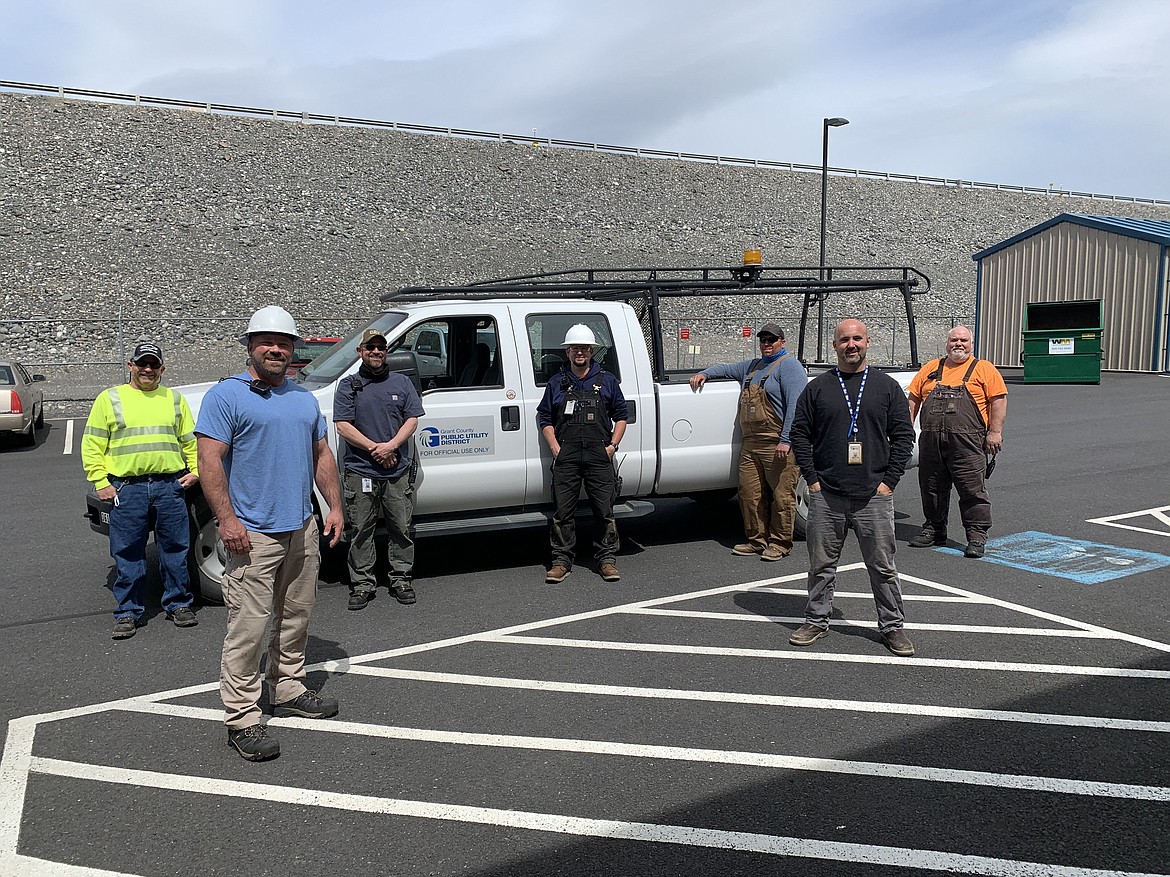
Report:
906,325,1008,558
690,323,808,561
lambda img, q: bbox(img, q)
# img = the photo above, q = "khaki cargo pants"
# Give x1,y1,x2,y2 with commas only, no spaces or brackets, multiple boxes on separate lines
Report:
220,517,320,729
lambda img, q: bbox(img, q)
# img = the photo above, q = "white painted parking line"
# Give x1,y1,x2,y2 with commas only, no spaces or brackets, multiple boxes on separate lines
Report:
62,419,74,454
897,573,1170,653
489,634,1170,679
26,756,1170,877
344,666,1170,733
759,586,982,603
1088,505,1170,538
5,562,1170,877
121,700,1170,802
628,607,1114,637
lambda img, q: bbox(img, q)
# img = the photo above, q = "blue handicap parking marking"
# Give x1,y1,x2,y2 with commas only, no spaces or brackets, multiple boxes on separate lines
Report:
937,530,1170,583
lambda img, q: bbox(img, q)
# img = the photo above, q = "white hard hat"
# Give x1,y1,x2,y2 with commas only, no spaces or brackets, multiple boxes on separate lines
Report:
238,305,302,345
562,324,597,347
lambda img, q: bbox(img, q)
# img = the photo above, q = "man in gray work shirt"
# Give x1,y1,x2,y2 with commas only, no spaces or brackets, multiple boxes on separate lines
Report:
334,328,426,610
690,323,808,561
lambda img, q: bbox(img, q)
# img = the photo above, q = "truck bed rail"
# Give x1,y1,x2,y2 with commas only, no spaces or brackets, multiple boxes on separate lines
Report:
381,263,931,369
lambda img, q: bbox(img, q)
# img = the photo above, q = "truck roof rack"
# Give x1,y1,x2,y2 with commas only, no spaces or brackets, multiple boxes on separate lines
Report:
380,263,932,369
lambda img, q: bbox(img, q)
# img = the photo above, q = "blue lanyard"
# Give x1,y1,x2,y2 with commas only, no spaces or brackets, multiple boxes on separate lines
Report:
835,367,868,438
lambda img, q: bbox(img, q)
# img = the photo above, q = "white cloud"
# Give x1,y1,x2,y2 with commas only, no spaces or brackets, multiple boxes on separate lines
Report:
3,0,1169,198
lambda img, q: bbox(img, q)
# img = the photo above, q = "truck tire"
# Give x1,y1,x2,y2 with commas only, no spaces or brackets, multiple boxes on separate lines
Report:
188,494,225,604
691,481,809,541
793,476,809,541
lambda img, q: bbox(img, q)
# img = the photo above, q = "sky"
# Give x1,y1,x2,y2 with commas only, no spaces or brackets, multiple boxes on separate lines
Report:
4,0,1170,201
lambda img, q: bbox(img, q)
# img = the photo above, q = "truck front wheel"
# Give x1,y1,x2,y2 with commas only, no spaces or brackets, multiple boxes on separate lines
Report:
188,495,226,604
792,476,809,541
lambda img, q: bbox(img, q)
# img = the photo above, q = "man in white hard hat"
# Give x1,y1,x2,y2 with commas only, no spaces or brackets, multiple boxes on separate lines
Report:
536,324,628,584
196,305,345,761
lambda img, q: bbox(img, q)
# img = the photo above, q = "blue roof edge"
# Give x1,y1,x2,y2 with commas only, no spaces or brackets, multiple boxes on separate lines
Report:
971,213,1170,261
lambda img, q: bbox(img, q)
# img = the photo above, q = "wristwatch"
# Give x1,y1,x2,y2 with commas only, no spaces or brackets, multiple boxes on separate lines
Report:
607,442,619,451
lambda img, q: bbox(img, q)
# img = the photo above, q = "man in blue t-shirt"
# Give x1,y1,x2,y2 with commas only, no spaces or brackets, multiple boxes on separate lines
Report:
334,328,426,610
196,305,345,762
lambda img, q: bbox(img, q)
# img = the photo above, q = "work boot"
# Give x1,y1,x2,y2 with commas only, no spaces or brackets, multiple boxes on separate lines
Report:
882,628,916,657
731,543,761,556
788,623,829,647
111,617,137,640
908,529,947,548
348,590,374,610
599,563,621,582
390,582,416,604
227,725,280,762
545,565,570,584
272,689,339,719
760,546,788,562
964,542,986,559
166,606,198,627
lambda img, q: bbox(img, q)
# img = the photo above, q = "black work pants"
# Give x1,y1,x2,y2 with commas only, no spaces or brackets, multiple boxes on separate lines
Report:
550,456,619,568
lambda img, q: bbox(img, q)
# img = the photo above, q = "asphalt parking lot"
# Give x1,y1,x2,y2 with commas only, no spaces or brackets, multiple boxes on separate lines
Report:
2,371,1169,877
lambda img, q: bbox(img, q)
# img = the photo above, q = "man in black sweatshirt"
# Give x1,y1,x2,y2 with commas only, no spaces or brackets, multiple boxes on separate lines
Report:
788,319,917,657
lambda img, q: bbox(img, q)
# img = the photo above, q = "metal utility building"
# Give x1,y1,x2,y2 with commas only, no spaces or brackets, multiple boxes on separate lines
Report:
972,213,1170,373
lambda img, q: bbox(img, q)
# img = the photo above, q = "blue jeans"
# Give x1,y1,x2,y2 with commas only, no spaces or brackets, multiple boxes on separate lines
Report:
108,475,193,619
803,488,906,634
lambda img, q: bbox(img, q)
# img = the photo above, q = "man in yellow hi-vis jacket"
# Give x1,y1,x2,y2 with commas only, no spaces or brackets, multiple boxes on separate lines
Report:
82,342,200,640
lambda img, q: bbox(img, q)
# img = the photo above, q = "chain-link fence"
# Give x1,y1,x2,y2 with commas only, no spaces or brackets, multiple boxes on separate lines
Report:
0,314,366,416
658,303,974,373
3,308,973,417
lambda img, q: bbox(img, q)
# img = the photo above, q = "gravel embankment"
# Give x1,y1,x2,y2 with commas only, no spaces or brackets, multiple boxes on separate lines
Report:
3,91,1167,415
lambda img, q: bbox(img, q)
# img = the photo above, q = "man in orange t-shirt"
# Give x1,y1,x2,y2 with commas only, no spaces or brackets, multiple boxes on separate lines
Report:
906,325,1008,558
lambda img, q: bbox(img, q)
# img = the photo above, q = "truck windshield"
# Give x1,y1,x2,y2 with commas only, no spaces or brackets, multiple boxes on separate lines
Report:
298,312,408,386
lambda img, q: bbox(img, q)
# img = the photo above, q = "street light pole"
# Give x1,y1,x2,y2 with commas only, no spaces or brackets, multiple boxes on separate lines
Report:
817,116,849,362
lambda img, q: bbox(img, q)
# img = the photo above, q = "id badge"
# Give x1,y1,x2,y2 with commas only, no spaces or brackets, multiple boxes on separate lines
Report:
848,442,863,465
564,400,576,415
361,477,373,493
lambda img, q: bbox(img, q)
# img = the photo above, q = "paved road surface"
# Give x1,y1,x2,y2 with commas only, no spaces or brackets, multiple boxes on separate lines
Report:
2,372,1169,876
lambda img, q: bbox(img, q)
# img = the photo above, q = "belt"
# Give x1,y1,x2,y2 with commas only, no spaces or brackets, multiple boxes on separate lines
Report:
112,472,182,484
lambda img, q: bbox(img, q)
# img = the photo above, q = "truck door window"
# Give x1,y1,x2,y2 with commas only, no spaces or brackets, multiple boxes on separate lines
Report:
397,317,503,392
525,314,620,385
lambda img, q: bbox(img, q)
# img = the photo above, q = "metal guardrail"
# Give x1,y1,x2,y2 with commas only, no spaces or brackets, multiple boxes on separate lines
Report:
3,79,1167,207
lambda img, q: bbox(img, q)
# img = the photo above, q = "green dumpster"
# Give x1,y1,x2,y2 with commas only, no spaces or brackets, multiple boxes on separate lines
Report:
1021,299,1103,384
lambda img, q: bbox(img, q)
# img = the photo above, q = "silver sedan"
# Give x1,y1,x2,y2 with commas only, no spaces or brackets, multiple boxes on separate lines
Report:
0,360,46,446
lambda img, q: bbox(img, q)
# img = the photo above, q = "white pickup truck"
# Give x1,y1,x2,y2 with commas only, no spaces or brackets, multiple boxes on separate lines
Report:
86,261,930,601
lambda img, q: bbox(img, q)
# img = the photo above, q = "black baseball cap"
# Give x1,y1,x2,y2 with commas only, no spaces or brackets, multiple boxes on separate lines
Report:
757,323,784,340
130,342,164,364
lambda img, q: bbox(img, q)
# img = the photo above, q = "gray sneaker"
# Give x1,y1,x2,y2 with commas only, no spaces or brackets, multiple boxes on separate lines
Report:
788,623,829,647
272,689,339,719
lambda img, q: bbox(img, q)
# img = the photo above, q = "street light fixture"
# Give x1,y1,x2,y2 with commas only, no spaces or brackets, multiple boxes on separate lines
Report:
816,116,849,361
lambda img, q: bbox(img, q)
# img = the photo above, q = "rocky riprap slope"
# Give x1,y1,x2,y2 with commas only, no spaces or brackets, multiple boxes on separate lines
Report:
3,91,1167,414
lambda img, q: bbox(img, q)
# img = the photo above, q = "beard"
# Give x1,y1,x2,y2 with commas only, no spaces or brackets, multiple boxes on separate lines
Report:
250,350,289,380
947,348,972,363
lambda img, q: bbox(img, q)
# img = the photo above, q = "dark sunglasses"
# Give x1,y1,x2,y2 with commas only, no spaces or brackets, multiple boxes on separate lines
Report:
363,343,387,351
133,359,162,369
758,336,780,345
